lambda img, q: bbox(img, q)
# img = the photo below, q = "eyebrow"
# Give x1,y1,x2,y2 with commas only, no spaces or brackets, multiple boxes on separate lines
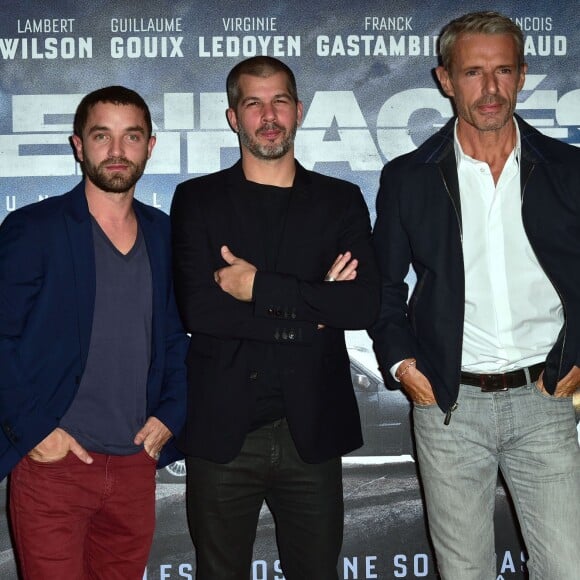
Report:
87,125,146,134
242,93,292,104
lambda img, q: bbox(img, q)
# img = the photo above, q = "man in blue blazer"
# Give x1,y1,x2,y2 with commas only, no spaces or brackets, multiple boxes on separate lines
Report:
0,86,188,579
371,12,580,580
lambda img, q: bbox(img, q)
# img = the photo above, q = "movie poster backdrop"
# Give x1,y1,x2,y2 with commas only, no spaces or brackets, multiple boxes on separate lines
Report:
1,1,579,578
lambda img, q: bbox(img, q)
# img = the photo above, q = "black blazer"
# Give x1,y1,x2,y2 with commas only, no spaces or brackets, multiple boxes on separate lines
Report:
171,161,379,463
371,116,580,413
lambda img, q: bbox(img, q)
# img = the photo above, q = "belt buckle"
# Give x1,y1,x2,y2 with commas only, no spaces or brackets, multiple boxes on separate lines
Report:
480,373,508,392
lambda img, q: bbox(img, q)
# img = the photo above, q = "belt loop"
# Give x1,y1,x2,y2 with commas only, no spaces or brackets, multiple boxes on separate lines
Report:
523,366,531,385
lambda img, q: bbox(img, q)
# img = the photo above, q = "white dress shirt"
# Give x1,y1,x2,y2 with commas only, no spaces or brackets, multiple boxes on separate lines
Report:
457,120,562,373
391,119,563,379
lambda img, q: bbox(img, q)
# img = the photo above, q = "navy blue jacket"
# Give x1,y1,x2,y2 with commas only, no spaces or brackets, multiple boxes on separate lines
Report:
0,183,188,480
371,116,580,413
171,161,380,463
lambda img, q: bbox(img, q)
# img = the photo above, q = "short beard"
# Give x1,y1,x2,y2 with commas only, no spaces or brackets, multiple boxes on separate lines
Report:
238,122,297,160
82,157,146,193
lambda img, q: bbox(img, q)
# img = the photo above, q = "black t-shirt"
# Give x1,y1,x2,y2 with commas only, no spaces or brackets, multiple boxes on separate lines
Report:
241,180,292,430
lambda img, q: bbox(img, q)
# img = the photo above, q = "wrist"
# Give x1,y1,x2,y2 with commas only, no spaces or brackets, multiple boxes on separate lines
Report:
396,358,416,380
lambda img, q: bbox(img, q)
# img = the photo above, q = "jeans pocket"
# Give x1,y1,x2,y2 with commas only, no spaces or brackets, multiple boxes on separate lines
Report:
141,448,159,465
533,381,573,403
25,451,74,467
412,400,438,409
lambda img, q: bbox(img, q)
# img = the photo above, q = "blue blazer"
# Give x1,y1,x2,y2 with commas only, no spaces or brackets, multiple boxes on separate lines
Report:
0,182,188,480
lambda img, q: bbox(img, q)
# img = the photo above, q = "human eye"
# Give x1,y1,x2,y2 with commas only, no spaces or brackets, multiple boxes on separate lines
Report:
498,67,513,75
93,132,109,142
125,133,141,142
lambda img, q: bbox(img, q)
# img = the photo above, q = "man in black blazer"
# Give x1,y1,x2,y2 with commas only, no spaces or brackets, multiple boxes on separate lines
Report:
171,56,379,579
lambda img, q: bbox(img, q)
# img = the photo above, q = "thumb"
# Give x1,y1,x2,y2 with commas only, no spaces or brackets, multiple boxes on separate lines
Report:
69,438,93,464
221,245,237,264
133,422,151,445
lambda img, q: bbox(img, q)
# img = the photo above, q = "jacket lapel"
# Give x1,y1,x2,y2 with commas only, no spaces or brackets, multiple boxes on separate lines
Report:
439,149,462,228
62,183,95,366
134,201,163,364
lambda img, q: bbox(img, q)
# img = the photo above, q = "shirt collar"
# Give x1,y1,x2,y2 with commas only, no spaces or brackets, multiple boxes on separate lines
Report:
454,117,521,169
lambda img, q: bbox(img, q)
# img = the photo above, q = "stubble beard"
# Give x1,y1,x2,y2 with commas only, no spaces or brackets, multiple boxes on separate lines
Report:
466,95,514,132
82,157,146,194
238,121,298,160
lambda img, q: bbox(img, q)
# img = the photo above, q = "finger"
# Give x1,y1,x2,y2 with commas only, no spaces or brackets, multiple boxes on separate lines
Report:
335,259,358,281
327,252,352,278
143,430,169,457
143,436,161,458
328,253,345,273
221,245,236,265
556,366,580,389
133,423,151,445
69,439,93,464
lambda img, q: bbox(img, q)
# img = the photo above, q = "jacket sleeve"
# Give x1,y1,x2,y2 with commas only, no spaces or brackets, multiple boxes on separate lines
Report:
252,188,379,330
369,163,418,384
171,182,379,344
0,212,57,459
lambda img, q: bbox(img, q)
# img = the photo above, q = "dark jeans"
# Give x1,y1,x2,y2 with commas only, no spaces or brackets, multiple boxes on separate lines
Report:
185,419,343,580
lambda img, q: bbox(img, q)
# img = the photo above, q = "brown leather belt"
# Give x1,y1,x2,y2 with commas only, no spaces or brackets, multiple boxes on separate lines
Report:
460,362,544,392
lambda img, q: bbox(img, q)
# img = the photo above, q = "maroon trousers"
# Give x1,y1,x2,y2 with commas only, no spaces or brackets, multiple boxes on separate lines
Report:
10,450,157,579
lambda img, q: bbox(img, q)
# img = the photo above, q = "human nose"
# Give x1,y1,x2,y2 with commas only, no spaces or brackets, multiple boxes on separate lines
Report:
261,102,276,122
108,136,124,157
483,72,498,95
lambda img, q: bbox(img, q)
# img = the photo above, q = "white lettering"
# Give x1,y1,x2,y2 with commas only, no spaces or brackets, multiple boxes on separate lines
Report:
523,35,567,56
500,551,516,573
2,79,579,181
222,17,277,32
0,37,92,59
316,34,437,57
17,18,76,33
198,35,300,57
110,36,183,58
110,18,183,33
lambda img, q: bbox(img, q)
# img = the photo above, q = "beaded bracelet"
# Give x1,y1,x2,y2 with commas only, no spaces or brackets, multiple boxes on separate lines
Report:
397,358,416,379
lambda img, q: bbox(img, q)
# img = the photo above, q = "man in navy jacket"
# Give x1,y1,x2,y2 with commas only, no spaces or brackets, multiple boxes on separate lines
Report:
371,12,580,580
0,86,188,579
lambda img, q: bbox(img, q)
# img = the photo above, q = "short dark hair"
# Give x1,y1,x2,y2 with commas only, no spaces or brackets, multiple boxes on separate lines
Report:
73,85,152,138
439,11,525,72
226,56,299,109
